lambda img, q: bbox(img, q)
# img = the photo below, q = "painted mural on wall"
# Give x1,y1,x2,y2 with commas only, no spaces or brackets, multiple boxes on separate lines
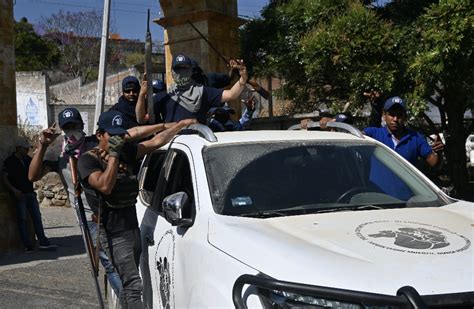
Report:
16,95,48,129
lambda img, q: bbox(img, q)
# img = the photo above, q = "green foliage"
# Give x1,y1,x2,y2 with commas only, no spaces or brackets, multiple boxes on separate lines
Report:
14,17,60,71
409,0,474,109
240,0,474,196
300,2,399,108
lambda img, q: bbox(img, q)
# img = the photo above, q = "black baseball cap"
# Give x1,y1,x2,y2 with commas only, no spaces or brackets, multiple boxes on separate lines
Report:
172,54,193,71
97,111,128,136
122,76,140,91
58,107,83,129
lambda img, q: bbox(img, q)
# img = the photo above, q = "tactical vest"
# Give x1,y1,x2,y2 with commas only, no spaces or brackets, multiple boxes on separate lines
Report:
82,149,139,209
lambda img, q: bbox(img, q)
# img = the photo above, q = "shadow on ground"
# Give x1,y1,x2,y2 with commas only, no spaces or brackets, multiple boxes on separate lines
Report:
0,234,86,266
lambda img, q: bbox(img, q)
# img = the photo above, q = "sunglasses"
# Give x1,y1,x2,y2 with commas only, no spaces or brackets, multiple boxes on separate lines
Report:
123,88,138,94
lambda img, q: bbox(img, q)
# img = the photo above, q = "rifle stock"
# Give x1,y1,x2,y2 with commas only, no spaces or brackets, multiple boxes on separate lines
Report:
145,9,155,124
69,156,105,309
187,20,271,101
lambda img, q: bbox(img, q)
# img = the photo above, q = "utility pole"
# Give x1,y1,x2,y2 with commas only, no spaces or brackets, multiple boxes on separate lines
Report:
94,0,111,132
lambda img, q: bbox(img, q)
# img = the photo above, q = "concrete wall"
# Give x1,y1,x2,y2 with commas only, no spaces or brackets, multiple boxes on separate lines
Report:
0,0,22,254
13,68,140,135
47,68,138,134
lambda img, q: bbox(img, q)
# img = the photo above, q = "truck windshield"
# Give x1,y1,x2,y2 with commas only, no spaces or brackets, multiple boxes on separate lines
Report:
203,141,449,217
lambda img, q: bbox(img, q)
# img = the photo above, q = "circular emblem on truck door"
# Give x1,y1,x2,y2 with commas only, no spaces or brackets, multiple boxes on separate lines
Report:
355,220,471,255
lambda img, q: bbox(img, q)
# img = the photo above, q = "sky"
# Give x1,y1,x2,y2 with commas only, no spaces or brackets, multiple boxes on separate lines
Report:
13,0,270,42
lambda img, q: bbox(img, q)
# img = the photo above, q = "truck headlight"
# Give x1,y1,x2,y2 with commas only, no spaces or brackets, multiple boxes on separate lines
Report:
259,289,362,308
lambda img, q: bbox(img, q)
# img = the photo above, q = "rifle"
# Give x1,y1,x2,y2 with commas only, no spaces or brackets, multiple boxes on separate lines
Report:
69,156,105,309
145,9,155,124
186,20,271,100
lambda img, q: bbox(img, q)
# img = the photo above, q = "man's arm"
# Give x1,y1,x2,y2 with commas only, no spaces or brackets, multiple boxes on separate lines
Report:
221,59,248,102
29,127,59,182
136,79,148,125
125,122,177,141
135,119,197,159
425,153,440,168
85,157,120,195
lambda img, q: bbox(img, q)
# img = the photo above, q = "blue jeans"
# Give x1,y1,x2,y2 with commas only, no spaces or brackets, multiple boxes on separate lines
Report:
100,227,143,309
88,221,123,296
15,192,48,248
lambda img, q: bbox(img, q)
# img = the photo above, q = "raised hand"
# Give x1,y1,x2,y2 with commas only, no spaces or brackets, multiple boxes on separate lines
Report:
108,135,125,158
39,122,60,146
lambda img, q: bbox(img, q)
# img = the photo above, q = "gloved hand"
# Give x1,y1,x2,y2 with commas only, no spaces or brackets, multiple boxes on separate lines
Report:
108,135,125,158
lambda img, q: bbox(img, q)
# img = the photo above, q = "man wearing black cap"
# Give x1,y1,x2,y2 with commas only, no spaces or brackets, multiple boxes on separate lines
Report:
136,54,249,124
29,107,180,297
29,107,123,294
109,76,143,128
207,98,256,132
77,110,195,308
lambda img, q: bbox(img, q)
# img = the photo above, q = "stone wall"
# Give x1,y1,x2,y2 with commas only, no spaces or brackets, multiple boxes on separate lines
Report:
34,173,70,208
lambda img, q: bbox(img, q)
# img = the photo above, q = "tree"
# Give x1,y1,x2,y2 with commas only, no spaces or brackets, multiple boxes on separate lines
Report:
408,0,474,196
241,0,474,197
14,17,60,71
40,10,103,83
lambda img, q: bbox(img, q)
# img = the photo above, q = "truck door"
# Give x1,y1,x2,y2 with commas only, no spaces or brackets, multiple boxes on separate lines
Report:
140,146,197,309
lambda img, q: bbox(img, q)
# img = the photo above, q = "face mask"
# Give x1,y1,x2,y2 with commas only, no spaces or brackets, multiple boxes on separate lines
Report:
172,69,193,88
64,130,85,144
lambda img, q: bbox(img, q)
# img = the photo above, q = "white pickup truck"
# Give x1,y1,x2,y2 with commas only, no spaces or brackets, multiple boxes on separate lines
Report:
135,124,474,308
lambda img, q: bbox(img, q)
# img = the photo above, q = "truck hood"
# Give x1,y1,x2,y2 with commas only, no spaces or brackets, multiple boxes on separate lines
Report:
208,202,474,295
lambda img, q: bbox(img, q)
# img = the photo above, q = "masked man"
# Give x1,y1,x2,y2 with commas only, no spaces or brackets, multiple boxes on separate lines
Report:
77,110,195,308
136,54,249,124
29,107,181,297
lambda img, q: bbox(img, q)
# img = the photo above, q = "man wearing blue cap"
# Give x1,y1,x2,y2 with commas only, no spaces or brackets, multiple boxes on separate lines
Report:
136,54,249,125
364,96,443,167
77,110,195,308
363,96,444,200
300,112,354,130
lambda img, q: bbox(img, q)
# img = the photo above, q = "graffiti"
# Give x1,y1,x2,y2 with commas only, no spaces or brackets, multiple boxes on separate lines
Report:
156,257,171,309
154,230,175,308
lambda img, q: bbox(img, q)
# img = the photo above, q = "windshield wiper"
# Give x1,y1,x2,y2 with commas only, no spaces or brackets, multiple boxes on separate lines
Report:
240,210,288,218
314,204,385,214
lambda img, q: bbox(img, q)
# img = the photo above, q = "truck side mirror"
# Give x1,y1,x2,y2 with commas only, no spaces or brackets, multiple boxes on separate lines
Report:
162,192,193,227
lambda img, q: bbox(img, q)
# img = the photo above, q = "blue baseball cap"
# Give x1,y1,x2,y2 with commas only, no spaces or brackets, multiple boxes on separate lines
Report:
122,76,140,91
384,96,406,112
58,107,83,129
172,54,193,71
152,80,165,93
97,111,128,136
334,113,353,124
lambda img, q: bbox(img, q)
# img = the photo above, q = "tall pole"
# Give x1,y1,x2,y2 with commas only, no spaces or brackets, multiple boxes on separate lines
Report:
94,0,111,132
